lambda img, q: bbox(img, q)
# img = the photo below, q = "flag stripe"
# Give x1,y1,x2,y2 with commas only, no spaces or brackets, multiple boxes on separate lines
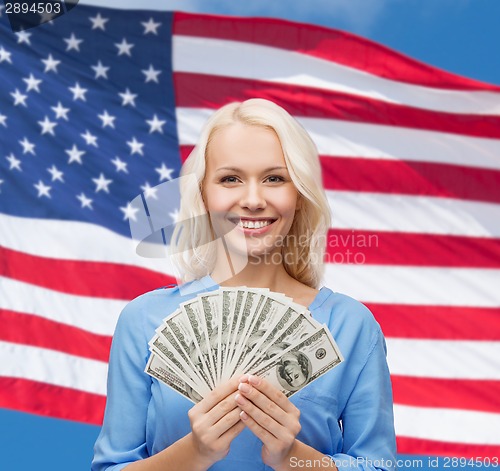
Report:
321,157,500,204
393,404,500,445
386,339,500,380
392,376,500,414
0,277,123,336
326,230,500,269
0,341,108,395
0,377,105,425
172,36,500,115
175,72,500,139
0,245,173,300
173,12,500,92
396,437,500,460
177,110,500,172
368,304,500,341
0,309,111,362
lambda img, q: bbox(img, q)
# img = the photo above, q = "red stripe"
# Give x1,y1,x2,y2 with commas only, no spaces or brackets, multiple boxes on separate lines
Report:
393,376,500,413
173,12,500,92
326,230,500,268
0,377,105,425
321,158,500,204
179,145,500,204
397,436,500,459
0,245,176,299
367,303,500,341
174,72,500,139
0,309,111,362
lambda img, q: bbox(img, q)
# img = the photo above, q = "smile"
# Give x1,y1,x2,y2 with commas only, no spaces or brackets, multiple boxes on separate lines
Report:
228,217,277,231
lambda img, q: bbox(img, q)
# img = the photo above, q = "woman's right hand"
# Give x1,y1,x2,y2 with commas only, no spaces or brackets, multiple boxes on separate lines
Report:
187,376,246,468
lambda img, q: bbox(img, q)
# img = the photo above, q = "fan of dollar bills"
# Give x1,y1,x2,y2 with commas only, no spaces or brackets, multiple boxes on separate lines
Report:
145,287,344,403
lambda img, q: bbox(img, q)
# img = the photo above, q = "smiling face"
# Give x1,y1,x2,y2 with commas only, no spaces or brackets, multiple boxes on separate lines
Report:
202,122,301,261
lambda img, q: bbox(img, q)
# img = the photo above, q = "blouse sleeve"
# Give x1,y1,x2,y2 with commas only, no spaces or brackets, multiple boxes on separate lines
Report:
330,327,397,471
91,295,152,471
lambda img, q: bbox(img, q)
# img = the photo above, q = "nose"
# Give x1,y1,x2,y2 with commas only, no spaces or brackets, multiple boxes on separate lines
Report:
239,181,266,211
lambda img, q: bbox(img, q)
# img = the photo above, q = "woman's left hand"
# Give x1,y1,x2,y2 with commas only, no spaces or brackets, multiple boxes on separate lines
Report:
235,374,301,470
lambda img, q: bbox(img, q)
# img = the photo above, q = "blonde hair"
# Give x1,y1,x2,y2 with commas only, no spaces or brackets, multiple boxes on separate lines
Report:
170,99,331,288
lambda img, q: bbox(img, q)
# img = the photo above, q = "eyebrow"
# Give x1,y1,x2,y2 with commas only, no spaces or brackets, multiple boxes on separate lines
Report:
215,166,288,173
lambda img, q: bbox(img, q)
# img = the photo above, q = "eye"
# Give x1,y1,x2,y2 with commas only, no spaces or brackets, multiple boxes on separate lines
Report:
266,175,285,183
220,176,240,184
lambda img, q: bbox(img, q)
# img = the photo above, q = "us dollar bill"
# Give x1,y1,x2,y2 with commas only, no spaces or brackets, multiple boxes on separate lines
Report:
145,353,204,403
250,325,344,397
243,311,319,374
198,291,222,383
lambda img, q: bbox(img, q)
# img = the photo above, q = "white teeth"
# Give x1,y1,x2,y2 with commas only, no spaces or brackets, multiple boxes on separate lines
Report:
237,220,273,229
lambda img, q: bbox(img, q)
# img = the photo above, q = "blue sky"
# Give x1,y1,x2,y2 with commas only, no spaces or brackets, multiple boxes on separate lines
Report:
1,1,498,470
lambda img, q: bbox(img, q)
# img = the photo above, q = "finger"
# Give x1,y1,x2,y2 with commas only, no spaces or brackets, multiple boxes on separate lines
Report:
235,392,288,441
194,376,241,414
238,408,276,445
237,381,290,426
210,405,244,439
242,375,299,415
218,418,246,447
205,389,241,425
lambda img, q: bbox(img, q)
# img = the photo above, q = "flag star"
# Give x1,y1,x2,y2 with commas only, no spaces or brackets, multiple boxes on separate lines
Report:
127,137,144,156
89,12,108,30
6,153,22,171
77,192,93,209
51,102,70,120
142,64,161,83
111,156,128,173
0,46,12,64
155,163,174,181
120,202,140,221
16,30,32,45
41,54,60,73
0,113,7,127
64,33,83,52
47,165,64,182
23,73,42,92
92,173,113,193
81,130,98,147
115,38,134,56
39,10,58,23
91,60,109,79
65,144,85,164
38,116,58,135
118,88,137,107
19,137,35,155
169,208,180,224
34,180,52,198
146,114,166,133
69,82,88,101
141,181,158,199
142,18,161,35
98,110,116,128
11,89,28,107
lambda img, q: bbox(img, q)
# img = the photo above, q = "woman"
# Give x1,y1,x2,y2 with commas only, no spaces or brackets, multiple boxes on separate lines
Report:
92,99,397,471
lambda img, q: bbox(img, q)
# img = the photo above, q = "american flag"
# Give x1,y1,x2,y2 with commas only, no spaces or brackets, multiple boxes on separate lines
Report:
1,4,499,459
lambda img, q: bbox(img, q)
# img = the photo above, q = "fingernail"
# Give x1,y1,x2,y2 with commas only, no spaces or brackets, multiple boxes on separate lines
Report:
234,393,241,402
248,375,260,385
240,410,248,421
238,374,249,383
238,382,251,393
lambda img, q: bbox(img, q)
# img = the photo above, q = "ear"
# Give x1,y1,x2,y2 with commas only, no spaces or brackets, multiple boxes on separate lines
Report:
295,195,303,211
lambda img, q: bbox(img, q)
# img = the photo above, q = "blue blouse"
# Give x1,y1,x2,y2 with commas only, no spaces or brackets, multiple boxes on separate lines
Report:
92,276,397,471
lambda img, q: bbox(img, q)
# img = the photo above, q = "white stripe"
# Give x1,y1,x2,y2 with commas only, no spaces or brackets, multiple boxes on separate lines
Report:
0,277,124,336
387,339,500,380
0,341,107,396
326,191,500,237
323,264,500,307
176,108,500,171
173,36,500,115
394,404,500,445
0,213,176,274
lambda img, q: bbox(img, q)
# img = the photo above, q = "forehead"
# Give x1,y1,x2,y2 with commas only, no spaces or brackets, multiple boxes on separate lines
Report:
206,123,286,170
